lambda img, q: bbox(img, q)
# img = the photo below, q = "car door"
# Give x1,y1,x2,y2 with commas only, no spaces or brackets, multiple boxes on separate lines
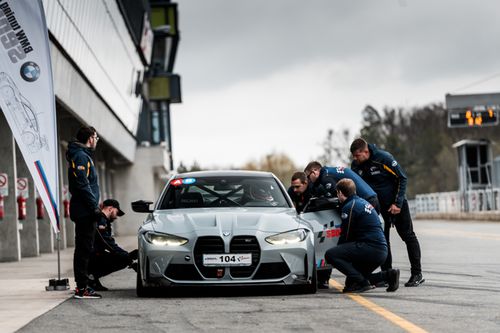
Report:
299,198,342,269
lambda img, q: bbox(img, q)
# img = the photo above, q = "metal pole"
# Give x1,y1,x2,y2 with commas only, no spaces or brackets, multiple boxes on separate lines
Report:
57,232,61,280
46,230,69,291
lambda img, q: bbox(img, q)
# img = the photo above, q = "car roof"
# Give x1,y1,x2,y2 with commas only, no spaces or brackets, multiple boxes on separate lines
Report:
173,170,274,179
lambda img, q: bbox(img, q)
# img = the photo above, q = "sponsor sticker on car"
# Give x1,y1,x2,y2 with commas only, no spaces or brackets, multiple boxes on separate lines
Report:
203,253,252,266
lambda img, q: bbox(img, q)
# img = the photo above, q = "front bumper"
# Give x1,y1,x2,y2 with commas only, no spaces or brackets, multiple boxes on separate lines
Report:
138,232,315,288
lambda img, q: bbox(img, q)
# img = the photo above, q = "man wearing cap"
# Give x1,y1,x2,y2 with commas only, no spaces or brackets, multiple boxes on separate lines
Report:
88,199,138,291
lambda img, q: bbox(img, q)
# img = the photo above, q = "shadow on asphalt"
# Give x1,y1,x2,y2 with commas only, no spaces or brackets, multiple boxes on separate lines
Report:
106,286,337,299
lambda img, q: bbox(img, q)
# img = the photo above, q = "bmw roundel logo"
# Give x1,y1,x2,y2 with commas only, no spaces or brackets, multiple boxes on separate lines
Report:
20,61,40,82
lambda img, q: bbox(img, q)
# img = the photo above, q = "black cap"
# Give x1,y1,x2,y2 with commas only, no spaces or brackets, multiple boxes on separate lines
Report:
102,199,125,216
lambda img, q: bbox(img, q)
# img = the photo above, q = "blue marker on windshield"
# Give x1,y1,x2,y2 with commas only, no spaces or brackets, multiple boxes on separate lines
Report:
183,178,196,185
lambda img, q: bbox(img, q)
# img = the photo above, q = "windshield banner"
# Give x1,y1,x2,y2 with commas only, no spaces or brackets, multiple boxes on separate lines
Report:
0,0,60,232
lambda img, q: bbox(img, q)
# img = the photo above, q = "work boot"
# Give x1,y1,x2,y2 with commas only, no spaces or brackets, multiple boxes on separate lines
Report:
405,273,425,287
342,280,374,293
89,275,109,291
128,261,138,272
386,268,400,292
317,281,329,289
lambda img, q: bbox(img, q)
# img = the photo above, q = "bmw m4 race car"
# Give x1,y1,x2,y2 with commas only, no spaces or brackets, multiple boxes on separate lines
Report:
132,170,342,297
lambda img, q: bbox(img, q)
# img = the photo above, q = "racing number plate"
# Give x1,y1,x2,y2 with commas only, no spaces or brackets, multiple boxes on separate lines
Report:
203,253,252,266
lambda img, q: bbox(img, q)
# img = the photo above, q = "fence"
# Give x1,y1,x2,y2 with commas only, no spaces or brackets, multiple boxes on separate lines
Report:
412,188,500,214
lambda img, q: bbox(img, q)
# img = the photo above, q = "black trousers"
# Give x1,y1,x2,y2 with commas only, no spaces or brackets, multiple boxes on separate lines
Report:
380,199,422,275
325,241,388,285
89,251,131,279
73,216,97,289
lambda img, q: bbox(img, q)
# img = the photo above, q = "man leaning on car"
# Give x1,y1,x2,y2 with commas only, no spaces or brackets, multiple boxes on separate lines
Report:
287,171,312,213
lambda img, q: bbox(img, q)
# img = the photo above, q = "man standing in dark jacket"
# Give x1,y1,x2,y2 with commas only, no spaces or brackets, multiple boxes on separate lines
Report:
89,199,138,291
324,179,399,293
350,138,424,287
67,126,102,299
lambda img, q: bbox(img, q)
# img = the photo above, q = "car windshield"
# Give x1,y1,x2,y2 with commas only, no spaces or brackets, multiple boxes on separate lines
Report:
159,176,290,209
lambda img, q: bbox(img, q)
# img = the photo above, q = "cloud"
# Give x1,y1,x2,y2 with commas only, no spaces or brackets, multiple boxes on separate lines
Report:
170,0,500,169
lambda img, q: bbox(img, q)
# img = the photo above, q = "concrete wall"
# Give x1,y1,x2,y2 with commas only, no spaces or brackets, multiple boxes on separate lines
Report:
16,145,39,258
51,43,137,163
114,145,171,236
0,113,20,262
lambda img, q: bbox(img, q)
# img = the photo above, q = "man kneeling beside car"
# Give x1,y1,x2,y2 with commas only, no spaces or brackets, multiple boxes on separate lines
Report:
88,199,138,291
325,179,399,293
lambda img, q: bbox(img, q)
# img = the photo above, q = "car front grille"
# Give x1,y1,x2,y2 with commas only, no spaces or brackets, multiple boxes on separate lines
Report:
253,262,291,280
193,235,261,279
194,236,225,278
165,264,203,281
229,236,260,278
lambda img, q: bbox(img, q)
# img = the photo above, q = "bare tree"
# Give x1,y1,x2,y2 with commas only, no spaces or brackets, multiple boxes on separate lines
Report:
241,152,297,185
318,128,352,167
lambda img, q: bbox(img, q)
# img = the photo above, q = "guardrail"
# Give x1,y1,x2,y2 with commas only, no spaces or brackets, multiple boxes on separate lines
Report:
412,188,500,213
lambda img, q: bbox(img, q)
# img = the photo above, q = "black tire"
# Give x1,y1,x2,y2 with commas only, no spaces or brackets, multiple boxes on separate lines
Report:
317,268,332,286
301,260,318,294
136,258,153,297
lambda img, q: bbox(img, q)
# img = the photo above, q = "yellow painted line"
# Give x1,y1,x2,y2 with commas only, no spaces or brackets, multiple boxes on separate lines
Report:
329,279,428,333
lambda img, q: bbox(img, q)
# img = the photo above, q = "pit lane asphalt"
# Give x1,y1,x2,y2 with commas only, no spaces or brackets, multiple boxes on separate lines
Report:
9,220,500,332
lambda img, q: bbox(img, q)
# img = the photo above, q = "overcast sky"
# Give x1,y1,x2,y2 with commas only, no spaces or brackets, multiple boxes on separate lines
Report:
170,0,500,170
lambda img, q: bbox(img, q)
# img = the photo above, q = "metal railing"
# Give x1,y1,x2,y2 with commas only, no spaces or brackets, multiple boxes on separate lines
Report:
412,188,500,213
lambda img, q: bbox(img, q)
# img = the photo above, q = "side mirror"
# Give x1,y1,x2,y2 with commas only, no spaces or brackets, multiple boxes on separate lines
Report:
131,200,154,213
302,197,340,213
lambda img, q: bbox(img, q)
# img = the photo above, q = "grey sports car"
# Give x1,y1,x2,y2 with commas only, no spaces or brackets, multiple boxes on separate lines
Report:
132,170,342,297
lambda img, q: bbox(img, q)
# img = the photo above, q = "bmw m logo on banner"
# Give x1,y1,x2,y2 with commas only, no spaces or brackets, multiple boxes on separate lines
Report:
20,61,40,81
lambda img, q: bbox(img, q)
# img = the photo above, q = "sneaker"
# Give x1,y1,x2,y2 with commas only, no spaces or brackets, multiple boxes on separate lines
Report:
405,273,425,287
89,278,109,291
386,268,400,292
73,287,102,299
342,280,374,293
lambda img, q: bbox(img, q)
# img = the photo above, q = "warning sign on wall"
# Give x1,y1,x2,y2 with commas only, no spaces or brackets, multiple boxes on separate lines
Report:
17,178,29,198
0,173,8,196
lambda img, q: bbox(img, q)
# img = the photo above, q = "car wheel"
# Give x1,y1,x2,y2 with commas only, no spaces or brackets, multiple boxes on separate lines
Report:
136,258,153,297
299,257,317,294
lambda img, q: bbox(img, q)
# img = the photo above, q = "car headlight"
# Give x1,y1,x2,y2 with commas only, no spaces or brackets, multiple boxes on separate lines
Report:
144,231,188,246
265,229,309,245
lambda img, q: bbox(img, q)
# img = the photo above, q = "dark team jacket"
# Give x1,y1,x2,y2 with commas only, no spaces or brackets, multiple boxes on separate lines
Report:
351,144,407,209
338,195,386,247
311,166,377,200
66,141,100,220
287,184,312,213
93,214,128,256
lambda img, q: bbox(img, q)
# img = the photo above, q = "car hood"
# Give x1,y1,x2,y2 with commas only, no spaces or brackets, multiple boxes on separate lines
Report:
150,207,302,236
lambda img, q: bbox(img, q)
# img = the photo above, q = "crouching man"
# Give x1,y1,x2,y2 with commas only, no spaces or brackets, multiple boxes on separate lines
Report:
325,179,399,293
88,199,138,291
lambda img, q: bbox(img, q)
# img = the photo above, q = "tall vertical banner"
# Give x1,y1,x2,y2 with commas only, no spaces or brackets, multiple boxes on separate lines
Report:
0,0,60,233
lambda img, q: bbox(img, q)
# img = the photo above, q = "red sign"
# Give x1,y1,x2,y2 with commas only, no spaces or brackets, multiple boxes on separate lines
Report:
17,178,29,198
0,173,8,196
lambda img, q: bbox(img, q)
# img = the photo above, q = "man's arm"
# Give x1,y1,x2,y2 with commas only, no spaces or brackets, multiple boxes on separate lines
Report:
96,228,128,255
338,200,356,244
378,151,408,208
318,175,338,198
